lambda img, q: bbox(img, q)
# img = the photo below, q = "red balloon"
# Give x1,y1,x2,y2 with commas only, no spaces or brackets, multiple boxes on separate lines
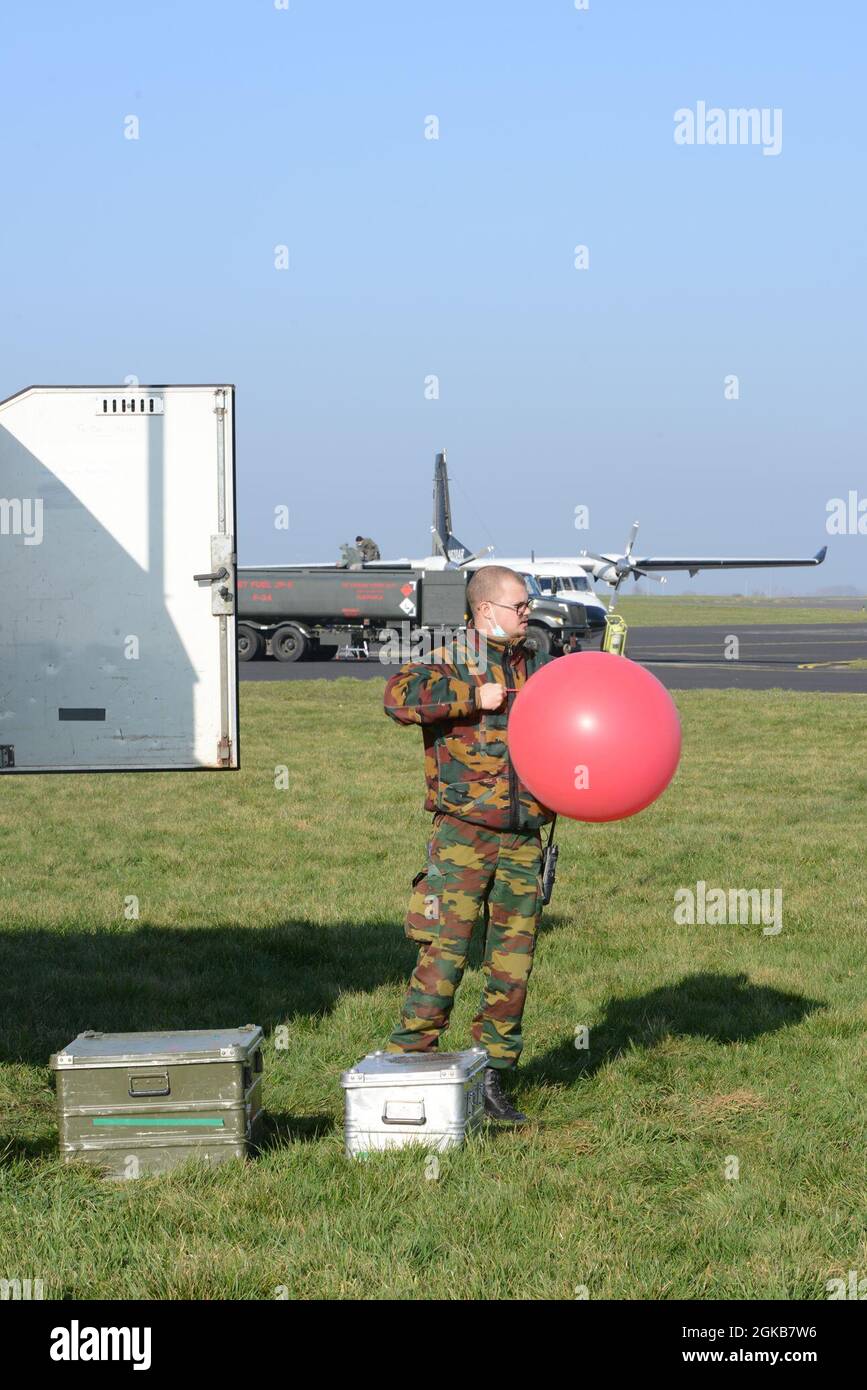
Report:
509,652,682,822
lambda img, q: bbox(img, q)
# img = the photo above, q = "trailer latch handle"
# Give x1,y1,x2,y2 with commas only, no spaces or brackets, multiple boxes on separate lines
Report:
193,566,229,583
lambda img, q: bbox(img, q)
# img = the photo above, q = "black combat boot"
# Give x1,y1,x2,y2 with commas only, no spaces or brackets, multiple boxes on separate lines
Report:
483,1066,529,1125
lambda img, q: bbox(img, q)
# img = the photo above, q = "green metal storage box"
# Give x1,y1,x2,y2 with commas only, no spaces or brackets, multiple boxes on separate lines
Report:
49,1026,265,1179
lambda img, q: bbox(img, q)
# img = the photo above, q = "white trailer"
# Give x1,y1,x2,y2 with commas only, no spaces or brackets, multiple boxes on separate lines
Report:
0,384,239,773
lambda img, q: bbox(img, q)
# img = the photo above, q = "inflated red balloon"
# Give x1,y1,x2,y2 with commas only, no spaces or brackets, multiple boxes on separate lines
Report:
509,652,681,822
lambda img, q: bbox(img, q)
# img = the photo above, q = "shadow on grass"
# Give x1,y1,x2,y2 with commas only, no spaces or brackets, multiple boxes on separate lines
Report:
0,919,415,1067
0,908,569,1068
0,1132,57,1163
520,972,824,1088
257,1113,335,1150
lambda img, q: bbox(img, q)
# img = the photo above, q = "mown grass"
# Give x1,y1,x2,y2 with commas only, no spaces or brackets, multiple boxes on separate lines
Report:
1,680,865,1300
613,594,866,626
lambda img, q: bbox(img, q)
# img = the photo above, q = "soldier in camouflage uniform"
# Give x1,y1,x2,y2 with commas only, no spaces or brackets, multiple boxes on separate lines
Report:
383,565,555,1124
355,535,381,561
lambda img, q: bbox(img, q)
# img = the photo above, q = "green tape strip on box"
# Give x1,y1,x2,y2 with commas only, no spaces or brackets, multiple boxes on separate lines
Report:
91,1117,226,1128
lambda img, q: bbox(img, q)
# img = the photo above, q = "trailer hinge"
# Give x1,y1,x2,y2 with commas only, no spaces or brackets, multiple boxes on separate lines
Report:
0,745,15,769
218,736,232,767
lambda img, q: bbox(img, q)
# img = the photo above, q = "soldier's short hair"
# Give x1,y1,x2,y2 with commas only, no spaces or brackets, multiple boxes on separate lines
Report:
466,565,526,615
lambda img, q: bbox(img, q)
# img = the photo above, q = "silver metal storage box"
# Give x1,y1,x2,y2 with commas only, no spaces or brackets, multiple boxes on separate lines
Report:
49,1026,264,1179
341,1048,488,1158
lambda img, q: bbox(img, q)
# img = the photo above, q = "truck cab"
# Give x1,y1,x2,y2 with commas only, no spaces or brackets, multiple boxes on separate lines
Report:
521,575,590,655
532,571,608,630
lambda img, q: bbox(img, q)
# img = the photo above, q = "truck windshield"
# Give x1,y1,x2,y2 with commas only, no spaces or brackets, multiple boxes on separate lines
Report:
539,575,580,596
523,573,594,597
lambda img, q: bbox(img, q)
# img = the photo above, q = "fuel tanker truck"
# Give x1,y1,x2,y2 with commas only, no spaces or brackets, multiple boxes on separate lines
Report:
236,564,590,661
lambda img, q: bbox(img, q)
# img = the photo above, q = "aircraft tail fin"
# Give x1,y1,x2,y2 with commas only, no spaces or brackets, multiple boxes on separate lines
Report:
432,450,474,564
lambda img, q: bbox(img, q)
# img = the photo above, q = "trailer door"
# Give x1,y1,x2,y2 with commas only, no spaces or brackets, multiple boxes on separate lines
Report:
0,384,238,773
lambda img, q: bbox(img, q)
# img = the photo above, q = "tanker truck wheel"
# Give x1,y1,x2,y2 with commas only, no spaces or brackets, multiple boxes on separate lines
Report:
525,624,553,656
271,623,308,662
237,624,264,662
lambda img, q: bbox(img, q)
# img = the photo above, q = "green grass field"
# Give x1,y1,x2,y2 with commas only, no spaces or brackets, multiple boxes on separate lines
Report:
612,594,866,627
1,680,865,1300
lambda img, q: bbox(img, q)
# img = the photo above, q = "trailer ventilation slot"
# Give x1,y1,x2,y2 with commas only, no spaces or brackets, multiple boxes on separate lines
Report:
97,396,164,416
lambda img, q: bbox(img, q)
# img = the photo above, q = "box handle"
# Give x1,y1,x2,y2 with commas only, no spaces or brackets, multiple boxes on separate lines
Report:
382,1099,426,1126
128,1072,170,1097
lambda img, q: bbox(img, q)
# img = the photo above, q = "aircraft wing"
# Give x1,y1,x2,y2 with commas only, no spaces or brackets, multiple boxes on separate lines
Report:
627,546,827,577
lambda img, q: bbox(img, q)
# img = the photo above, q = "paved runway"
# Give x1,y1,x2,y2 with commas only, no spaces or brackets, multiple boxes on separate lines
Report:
623,624,867,691
240,622,867,693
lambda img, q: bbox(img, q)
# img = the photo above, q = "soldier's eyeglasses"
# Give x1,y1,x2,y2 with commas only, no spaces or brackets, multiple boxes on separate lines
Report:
490,600,532,616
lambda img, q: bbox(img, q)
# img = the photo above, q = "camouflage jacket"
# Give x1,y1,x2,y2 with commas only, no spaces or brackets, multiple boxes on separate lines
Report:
383,625,555,831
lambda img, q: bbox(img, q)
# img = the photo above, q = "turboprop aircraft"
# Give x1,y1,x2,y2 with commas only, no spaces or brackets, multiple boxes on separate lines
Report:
404,454,827,627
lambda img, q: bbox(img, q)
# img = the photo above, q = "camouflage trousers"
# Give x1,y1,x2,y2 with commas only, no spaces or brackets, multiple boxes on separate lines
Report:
387,812,543,1070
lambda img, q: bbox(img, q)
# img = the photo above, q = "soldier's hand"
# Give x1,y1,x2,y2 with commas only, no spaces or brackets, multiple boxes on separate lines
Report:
478,682,506,711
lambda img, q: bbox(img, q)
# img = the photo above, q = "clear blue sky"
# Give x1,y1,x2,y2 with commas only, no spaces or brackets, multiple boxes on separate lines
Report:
1,1,864,591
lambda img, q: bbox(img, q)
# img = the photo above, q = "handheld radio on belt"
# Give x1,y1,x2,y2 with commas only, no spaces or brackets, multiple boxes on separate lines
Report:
540,816,559,905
